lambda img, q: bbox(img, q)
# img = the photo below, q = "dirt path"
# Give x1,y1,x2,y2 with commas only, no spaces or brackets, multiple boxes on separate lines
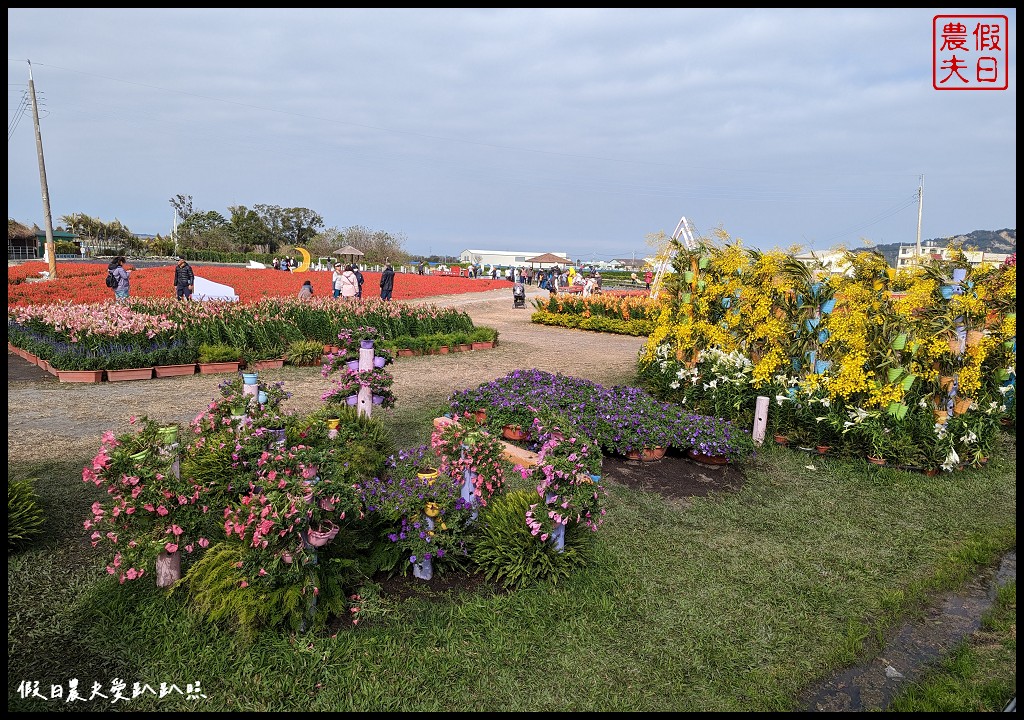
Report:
7,285,646,464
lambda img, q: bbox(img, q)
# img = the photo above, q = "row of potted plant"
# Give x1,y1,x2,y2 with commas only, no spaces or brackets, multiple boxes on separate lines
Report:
381,327,499,356
7,296,494,372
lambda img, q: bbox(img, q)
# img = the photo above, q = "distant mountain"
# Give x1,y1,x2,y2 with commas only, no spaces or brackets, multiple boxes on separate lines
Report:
857,228,1015,266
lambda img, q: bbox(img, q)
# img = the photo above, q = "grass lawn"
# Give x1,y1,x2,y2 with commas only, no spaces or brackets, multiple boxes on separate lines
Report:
7,415,1016,711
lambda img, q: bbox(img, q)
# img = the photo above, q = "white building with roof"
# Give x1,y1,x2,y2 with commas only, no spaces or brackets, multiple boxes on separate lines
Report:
458,249,569,268
895,241,1010,270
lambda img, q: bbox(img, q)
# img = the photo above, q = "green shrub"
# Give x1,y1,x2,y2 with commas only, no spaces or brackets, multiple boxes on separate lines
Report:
198,343,240,363
472,489,588,588
284,340,325,366
301,406,394,482
8,478,45,550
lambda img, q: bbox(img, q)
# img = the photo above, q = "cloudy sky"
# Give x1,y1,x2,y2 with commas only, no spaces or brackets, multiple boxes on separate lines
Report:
7,8,1016,261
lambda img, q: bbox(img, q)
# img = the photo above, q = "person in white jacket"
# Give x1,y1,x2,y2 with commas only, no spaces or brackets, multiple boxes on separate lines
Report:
338,265,359,298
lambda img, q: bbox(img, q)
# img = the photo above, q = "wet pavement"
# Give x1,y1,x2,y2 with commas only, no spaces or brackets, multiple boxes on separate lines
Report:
802,549,1016,711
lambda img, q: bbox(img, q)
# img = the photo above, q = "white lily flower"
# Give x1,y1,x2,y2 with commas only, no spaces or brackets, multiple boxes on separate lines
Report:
960,430,978,445
669,380,680,390
941,447,960,472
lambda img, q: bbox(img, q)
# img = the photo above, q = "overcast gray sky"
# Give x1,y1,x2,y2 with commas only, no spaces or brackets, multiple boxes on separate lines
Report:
7,8,1016,261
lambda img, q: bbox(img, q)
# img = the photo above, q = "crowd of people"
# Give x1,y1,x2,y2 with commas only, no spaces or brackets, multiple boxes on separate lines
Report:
102,255,630,305
462,263,603,294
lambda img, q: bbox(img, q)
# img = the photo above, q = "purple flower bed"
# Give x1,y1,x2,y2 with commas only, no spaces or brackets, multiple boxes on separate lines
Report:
449,369,755,460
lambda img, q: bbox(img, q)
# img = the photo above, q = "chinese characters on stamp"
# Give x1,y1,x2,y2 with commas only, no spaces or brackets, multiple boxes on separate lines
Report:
933,14,1009,90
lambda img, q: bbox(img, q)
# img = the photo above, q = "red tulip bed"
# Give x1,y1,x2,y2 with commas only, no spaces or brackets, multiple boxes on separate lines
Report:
7,261,511,307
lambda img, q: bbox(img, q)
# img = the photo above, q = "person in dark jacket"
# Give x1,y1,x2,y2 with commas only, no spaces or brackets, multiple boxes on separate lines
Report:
173,256,194,299
380,265,395,301
354,265,364,298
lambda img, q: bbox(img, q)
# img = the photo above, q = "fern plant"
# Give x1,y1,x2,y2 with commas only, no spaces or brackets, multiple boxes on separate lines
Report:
9,477,45,550
176,541,351,640
471,489,588,589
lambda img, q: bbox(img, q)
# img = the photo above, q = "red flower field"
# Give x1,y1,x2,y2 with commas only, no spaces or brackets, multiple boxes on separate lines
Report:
7,262,511,307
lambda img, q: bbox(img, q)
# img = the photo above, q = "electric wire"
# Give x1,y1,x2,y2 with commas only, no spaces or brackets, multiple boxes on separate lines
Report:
8,90,29,141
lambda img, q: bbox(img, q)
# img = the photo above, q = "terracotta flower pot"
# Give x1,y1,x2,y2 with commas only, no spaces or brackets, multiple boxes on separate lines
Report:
57,369,105,383
502,425,528,441
687,449,728,465
866,455,886,466
774,434,789,446
627,447,666,462
815,445,831,455
199,361,241,374
154,364,197,378
106,367,154,382
250,358,285,371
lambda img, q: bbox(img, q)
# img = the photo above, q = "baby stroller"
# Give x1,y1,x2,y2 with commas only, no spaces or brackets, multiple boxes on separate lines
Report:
512,282,526,309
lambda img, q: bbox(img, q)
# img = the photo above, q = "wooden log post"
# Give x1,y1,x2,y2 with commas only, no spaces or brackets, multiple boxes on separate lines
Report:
156,439,183,588
357,341,373,418
753,396,769,446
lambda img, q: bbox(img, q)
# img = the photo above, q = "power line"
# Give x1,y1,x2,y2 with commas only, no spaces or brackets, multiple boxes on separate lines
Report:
8,89,29,140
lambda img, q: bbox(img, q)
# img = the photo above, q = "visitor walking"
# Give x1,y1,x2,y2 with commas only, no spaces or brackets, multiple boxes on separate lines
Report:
173,256,194,300
380,264,395,301
338,265,359,298
108,256,132,302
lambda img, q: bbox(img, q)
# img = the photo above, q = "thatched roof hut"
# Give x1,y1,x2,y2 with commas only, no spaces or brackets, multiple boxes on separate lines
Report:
8,219,38,242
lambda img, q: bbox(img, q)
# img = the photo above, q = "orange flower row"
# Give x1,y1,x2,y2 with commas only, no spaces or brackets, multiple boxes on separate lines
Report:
7,262,510,307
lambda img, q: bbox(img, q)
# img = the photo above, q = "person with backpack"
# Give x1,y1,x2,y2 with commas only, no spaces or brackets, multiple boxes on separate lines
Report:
173,256,194,300
353,265,364,298
106,256,131,301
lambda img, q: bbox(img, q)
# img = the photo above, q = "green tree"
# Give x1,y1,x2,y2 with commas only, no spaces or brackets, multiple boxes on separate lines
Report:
228,205,271,253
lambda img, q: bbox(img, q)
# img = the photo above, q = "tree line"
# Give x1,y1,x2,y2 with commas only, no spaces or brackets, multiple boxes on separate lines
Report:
50,194,411,265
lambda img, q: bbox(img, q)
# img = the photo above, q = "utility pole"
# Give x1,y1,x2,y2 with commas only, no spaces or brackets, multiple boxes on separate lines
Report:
28,60,57,279
915,174,924,263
